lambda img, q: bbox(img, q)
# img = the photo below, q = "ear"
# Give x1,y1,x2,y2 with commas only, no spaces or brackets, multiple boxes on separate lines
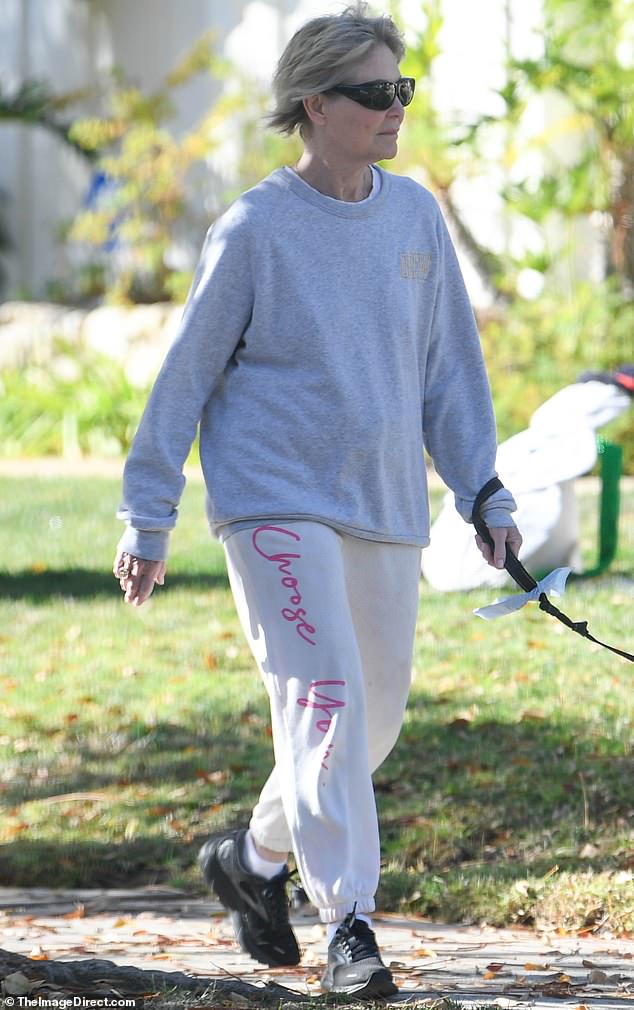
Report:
302,93,330,128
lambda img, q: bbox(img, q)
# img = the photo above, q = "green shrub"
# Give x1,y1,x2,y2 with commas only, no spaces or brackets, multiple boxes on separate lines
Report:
0,339,149,457
481,281,634,472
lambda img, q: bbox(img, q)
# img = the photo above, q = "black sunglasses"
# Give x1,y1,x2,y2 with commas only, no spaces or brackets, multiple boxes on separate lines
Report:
328,77,415,111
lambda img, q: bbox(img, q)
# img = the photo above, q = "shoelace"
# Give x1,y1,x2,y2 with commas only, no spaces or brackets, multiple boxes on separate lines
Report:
336,908,380,960
259,868,297,932
473,477,634,662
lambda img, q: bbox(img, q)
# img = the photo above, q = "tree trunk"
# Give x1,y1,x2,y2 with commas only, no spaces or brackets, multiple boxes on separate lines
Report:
435,188,511,305
609,151,634,296
0,947,304,1005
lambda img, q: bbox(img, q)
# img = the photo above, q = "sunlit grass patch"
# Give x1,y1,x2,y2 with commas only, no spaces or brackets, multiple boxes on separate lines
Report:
0,473,632,932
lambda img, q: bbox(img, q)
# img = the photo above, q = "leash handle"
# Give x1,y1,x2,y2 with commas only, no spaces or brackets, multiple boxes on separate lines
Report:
473,477,634,663
472,477,536,591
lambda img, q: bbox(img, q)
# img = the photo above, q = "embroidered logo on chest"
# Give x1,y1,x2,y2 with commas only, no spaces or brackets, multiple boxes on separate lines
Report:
400,251,432,281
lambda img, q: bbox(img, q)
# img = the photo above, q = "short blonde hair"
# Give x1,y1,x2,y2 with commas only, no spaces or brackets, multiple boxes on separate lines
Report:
266,3,406,137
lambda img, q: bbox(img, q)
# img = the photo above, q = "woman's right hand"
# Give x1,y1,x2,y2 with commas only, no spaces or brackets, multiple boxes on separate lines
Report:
113,550,166,607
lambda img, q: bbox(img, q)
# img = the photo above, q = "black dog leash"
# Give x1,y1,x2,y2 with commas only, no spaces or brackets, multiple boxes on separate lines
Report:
473,477,634,662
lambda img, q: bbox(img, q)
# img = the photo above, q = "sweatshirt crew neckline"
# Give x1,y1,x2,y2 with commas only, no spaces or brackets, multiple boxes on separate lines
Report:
276,164,390,218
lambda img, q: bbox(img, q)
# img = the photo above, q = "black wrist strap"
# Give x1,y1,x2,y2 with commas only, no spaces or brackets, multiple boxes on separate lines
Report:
473,477,634,663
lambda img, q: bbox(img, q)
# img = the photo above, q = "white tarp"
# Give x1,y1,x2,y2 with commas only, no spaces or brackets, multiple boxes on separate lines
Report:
421,380,631,591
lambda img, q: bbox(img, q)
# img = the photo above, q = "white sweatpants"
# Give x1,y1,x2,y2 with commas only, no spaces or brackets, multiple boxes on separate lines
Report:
223,521,421,923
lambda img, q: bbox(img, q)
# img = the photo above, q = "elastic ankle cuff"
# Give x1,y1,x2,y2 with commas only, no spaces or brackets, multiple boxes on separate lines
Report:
319,898,375,923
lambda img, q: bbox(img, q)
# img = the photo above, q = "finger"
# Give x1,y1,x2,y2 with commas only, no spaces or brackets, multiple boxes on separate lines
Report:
123,562,162,606
506,529,523,558
125,573,155,606
490,528,509,569
115,552,136,580
113,550,126,578
475,533,494,565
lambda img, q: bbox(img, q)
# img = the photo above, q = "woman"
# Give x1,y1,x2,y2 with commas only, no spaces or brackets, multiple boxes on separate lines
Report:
114,3,522,997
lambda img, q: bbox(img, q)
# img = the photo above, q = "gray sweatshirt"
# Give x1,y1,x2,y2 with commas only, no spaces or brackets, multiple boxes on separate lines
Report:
117,165,515,561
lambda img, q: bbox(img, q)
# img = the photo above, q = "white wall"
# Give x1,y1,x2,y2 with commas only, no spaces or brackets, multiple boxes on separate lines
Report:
0,0,279,298
0,0,597,303
0,0,100,296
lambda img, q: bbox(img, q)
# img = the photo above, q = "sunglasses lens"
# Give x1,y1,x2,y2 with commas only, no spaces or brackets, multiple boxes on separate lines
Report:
331,78,415,110
398,79,414,106
355,85,393,110
365,80,414,110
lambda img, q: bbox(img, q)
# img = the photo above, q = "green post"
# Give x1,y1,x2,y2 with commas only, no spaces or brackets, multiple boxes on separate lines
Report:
580,437,622,578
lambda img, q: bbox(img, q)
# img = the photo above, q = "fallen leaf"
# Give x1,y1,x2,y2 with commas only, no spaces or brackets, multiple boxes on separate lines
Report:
28,945,49,960
521,709,545,720
62,904,86,920
415,947,437,958
486,962,506,972
588,969,609,983
450,715,473,729
196,769,228,784
4,821,30,837
524,962,550,971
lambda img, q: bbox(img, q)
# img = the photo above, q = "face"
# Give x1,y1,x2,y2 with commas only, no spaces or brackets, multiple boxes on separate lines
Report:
315,43,407,164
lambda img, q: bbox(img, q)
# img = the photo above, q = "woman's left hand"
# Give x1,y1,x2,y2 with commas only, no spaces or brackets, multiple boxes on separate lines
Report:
475,525,523,570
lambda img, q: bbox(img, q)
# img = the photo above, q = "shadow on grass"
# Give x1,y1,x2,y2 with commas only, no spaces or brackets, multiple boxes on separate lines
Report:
0,568,229,601
0,835,207,891
0,719,273,808
1,707,632,894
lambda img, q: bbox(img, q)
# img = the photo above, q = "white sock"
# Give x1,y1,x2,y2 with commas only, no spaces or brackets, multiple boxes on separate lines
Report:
327,913,372,944
243,830,287,880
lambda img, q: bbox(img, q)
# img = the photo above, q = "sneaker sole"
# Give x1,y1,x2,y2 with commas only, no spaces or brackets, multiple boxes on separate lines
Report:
322,967,398,998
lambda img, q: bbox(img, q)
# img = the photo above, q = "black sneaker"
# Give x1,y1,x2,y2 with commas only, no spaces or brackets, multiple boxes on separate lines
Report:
321,909,398,997
198,828,300,967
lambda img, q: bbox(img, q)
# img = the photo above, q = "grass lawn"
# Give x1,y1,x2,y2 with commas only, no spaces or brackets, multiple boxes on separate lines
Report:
0,471,632,935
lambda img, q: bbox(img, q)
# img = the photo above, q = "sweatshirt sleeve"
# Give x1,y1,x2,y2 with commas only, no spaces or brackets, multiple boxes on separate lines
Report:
116,208,255,560
421,205,516,527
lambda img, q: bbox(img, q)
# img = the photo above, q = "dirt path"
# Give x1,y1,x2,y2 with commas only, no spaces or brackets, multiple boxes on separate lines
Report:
1,887,633,1008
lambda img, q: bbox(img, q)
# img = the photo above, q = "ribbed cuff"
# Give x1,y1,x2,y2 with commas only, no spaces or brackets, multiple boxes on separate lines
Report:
117,527,170,562
478,503,517,528
456,485,518,525
319,898,376,923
